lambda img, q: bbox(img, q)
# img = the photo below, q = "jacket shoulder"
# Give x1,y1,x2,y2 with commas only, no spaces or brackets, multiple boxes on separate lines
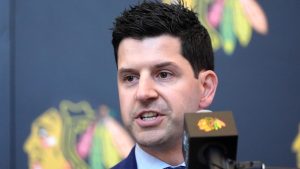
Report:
111,146,137,169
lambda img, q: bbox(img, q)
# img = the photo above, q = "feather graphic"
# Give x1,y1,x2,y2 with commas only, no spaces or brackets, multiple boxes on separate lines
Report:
77,124,95,159
207,0,224,28
163,0,194,9
99,124,121,168
221,0,236,55
292,125,300,168
184,0,195,10
240,0,268,34
233,0,252,46
99,105,134,158
163,0,268,55
162,0,172,4
89,124,104,169
196,0,222,50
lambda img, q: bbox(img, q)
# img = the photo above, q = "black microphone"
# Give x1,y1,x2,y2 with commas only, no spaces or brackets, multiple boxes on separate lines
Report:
182,111,238,169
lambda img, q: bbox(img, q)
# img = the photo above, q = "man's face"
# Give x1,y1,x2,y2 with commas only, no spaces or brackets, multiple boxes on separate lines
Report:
117,35,204,150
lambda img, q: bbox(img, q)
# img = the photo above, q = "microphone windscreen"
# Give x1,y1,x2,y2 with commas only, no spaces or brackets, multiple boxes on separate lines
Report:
183,111,238,169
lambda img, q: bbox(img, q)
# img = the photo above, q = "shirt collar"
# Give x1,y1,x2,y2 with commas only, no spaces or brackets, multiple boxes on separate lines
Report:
135,144,185,169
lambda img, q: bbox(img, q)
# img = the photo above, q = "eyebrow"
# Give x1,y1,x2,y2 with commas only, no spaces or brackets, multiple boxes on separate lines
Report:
118,68,136,76
153,61,178,69
118,61,179,74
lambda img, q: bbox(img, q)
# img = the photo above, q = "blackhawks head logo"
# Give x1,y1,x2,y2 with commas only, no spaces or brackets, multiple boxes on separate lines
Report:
198,117,226,132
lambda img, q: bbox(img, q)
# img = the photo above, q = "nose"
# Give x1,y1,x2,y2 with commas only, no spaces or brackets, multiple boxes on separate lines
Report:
135,76,158,102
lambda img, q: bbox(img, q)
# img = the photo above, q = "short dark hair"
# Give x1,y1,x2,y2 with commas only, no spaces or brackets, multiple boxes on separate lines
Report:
112,1,214,76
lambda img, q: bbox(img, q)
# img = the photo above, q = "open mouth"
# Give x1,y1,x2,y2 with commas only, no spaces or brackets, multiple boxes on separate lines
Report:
140,112,159,121
135,110,164,127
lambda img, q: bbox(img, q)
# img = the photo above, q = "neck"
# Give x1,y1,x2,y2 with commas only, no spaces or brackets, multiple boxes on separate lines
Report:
139,141,184,166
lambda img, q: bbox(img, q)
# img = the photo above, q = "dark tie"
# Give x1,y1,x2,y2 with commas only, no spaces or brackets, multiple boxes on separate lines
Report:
164,166,186,169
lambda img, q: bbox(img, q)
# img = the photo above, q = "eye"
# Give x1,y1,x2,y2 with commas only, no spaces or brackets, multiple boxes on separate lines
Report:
157,71,173,80
122,74,139,85
124,75,133,82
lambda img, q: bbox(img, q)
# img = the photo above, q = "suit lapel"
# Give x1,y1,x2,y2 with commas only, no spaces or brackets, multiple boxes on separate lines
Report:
111,146,137,169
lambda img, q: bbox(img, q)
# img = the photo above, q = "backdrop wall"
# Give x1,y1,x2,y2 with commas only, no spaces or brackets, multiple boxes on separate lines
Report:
1,0,299,168
0,0,12,168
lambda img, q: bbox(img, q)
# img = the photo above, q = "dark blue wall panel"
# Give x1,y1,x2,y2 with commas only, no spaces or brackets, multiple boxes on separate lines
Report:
0,0,11,168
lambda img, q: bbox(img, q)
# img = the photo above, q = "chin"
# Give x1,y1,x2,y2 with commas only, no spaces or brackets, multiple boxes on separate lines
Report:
138,138,162,147
135,132,169,147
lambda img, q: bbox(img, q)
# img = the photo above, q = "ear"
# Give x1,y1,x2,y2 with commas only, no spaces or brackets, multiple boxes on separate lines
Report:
198,70,218,109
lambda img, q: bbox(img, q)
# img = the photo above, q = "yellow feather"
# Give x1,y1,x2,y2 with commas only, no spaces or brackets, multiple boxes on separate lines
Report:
99,125,121,168
184,0,195,10
292,127,300,168
224,39,235,55
162,0,172,4
233,0,252,46
209,29,222,51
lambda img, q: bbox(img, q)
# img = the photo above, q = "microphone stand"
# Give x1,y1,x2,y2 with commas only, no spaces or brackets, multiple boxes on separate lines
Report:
208,158,298,169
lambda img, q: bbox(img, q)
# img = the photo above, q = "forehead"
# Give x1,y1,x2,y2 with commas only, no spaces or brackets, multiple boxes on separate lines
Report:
117,35,185,68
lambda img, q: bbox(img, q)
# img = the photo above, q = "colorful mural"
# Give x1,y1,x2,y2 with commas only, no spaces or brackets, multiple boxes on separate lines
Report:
162,0,268,55
24,100,134,169
292,124,300,168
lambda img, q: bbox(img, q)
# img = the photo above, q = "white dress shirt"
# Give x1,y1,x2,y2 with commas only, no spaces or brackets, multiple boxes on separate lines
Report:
135,144,185,169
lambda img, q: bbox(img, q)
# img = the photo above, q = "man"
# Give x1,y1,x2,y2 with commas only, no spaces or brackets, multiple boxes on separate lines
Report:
111,1,218,169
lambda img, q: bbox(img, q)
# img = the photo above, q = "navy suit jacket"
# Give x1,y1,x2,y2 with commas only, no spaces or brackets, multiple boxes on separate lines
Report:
111,146,137,169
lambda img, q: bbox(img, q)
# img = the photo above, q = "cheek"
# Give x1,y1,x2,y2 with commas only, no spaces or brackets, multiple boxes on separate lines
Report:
166,83,201,112
120,110,130,126
119,90,133,124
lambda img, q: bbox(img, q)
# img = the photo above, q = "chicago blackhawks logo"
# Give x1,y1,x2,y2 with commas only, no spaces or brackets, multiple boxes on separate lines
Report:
163,0,268,55
197,117,226,132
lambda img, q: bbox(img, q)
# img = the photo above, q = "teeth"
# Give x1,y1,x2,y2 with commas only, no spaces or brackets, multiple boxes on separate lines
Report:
141,112,157,118
142,117,156,121
140,112,158,121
